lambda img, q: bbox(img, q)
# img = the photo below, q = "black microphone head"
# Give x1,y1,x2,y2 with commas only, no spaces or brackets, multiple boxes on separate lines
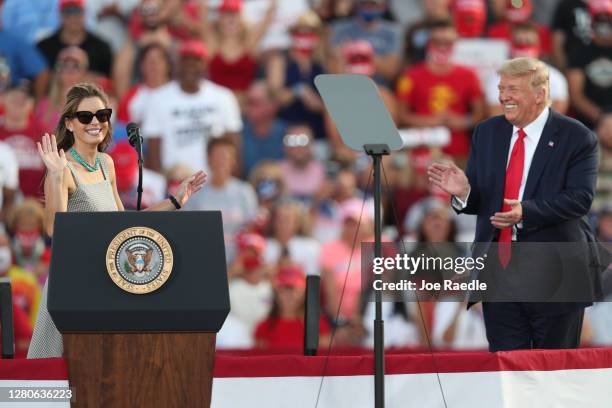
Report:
126,123,140,147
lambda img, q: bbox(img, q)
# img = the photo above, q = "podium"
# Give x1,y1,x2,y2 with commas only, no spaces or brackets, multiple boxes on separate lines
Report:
47,211,229,408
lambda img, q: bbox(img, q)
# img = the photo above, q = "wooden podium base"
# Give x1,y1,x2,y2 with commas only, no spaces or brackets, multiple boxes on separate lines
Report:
63,333,216,408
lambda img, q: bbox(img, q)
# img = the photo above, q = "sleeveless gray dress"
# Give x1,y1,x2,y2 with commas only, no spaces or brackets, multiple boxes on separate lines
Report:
28,157,119,358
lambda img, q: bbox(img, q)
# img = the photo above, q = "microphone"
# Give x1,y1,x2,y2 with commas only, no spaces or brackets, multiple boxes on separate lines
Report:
126,123,143,152
126,123,144,211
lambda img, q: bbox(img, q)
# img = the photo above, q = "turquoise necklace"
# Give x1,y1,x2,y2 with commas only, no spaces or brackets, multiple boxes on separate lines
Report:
69,148,100,172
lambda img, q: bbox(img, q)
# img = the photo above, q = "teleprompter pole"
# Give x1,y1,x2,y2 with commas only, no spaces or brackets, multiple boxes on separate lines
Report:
364,144,390,408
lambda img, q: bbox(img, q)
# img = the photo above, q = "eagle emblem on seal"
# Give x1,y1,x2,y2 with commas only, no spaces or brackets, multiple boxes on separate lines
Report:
126,243,154,277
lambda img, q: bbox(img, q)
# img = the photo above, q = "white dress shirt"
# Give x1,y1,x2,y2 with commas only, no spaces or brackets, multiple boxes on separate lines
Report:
453,108,551,239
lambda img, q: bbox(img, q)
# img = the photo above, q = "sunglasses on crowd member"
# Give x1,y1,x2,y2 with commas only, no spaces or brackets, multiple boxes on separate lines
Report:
57,60,86,72
62,6,84,16
69,109,113,124
429,38,455,48
283,133,310,147
140,3,160,17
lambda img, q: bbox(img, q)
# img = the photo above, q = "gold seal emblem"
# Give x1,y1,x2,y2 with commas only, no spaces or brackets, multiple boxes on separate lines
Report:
106,227,173,294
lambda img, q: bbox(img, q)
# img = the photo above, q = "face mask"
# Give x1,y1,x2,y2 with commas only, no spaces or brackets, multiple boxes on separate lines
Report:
593,22,612,38
291,32,319,56
347,61,376,77
426,43,454,65
12,230,45,266
511,44,541,59
345,52,376,76
358,9,383,23
256,179,280,200
0,247,12,273
15,230,42,249
242,254,262,271
506,7,532,24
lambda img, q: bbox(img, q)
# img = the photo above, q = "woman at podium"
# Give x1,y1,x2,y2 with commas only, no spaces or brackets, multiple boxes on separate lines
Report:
27,83,206,358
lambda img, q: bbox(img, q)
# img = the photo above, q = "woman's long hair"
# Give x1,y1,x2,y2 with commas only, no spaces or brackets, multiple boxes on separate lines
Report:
56,83,113,153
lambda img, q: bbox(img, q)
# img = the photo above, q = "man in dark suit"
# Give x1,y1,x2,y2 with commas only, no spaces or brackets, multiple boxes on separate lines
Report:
428,57,600,351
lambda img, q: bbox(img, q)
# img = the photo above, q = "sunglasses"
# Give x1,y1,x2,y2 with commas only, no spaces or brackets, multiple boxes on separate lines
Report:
57,60,86,71
283,133,310,147
69,108,112,124
62,6,84,16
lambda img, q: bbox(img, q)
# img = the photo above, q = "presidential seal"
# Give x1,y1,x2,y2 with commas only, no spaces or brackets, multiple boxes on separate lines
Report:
106,227,173,294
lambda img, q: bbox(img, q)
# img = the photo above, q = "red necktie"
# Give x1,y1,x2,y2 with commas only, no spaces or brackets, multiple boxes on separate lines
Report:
499,128,526,268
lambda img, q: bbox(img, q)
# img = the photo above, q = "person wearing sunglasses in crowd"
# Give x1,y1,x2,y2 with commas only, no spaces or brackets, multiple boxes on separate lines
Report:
27,82,206,359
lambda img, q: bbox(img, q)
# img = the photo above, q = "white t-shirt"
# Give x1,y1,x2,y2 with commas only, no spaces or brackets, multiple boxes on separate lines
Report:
241,0,310,50
216,313,254,349
362,301,420,348
264,236,321,277
432,301,488,350
141,80,242,173
143,168,166,201
127,84,159,125
0,141,19,209
485,63,568,106
228,278,273,335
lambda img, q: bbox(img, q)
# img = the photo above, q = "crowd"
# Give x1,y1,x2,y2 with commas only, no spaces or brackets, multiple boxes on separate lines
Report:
0,0,611,357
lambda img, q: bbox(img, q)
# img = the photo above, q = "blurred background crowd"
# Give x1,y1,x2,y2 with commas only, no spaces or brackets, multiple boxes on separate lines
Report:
0,0,611,358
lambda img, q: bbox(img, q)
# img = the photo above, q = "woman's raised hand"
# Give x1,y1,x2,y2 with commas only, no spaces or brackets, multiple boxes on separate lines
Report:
37,133,67,176
174,170,207,207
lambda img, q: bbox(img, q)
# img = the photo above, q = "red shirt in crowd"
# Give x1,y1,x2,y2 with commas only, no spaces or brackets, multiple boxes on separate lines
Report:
0,120,46,198
255,317,331,349
486,22,553,57
209,54,258,92
396,63,483,157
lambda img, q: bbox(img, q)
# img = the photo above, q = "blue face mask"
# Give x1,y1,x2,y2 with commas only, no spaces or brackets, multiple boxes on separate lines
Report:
358,9,383,23
256,179,280,200
593,22,612,38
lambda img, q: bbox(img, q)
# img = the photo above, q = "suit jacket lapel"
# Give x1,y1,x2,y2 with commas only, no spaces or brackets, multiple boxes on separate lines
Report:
523,109,560,200
493,119,513,209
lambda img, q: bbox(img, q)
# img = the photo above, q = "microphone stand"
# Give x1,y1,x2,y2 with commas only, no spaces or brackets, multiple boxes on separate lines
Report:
136,137,144,211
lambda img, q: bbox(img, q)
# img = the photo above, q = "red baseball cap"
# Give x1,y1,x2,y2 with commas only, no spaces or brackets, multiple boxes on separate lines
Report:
179,39,208,61
236,232,266,255
454,0,486,13
275,264,306,289
506,0,533,23
452,0,486,37
219,0,242,13
60,0,85,11
109,141,138,192
589,0,612,15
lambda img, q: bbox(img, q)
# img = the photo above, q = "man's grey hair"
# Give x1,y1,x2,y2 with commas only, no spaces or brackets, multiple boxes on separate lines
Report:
498,57,551,106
